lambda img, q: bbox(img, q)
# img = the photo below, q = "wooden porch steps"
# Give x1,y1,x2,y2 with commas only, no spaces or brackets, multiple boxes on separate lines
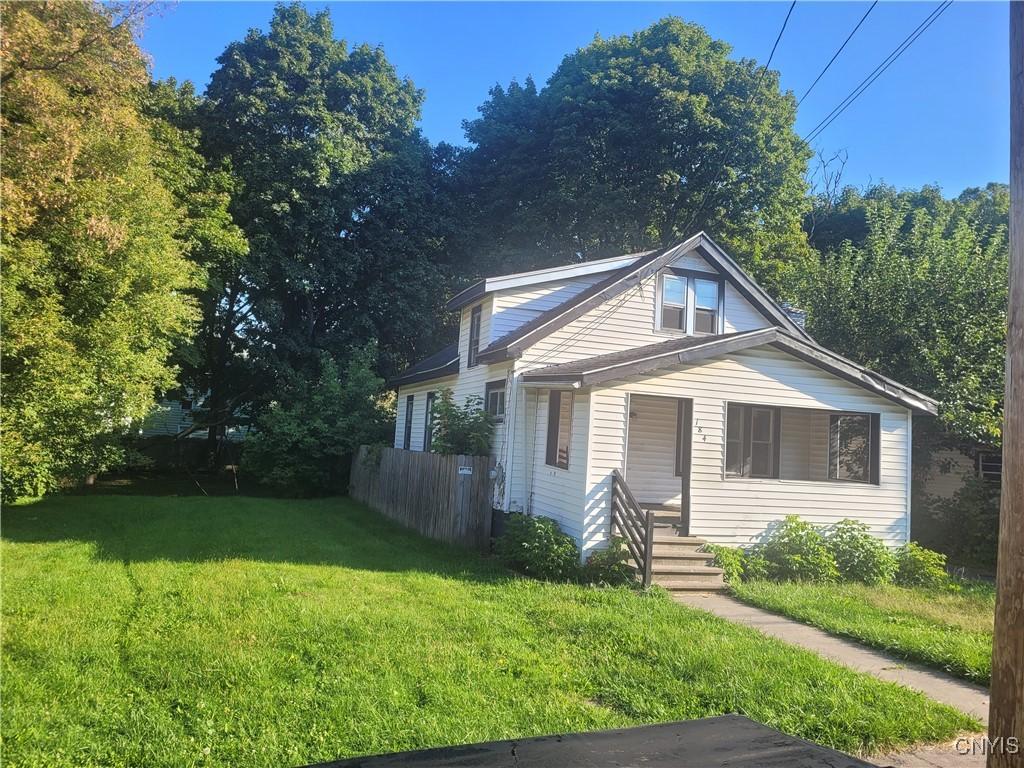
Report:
647,514,726,592
609,471,724,592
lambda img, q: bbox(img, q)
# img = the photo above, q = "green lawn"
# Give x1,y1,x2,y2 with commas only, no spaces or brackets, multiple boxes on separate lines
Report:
2,494,979,767
732,580,995,685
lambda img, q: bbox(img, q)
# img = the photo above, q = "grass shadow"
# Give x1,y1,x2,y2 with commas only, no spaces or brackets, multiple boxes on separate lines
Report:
3,489,512,584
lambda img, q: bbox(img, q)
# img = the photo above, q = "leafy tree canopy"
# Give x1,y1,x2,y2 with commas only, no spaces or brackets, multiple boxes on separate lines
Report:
202,2,454,401
454,18,812,291
0,1,205,499
795,183,1009,447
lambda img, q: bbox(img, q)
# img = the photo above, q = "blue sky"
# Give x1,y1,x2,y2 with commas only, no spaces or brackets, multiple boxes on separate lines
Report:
139,1,1010,195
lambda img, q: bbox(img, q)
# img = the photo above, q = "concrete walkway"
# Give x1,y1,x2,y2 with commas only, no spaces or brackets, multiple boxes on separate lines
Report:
674,593,990,724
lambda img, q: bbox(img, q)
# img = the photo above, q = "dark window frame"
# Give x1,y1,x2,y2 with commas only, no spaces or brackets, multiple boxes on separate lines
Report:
423,391,436,451
403,394,415,450
724,402,781,479
467,305,482,368
674,399,693,477
484,380,506,423
827,411,880,485
545,390,573,470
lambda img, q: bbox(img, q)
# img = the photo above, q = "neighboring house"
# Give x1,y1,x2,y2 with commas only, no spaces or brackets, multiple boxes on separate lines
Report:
140,393,251,442
390,233,938,589
918,446,1003,501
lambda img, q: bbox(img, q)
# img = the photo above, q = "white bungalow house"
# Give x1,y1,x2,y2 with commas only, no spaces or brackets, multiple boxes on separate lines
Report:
390,233,938,590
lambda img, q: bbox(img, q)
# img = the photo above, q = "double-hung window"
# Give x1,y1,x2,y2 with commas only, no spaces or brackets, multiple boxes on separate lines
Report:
467,305,482,368
693,278,720,334
659,274,687,332
725,403,780,478
545,391,572,469
485,380,506,423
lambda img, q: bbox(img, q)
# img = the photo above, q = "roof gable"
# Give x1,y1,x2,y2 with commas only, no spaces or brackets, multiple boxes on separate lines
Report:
477,232,811,363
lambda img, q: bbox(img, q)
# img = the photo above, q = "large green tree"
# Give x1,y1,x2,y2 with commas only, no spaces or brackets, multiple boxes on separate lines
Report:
145,79,250,460
201,3,452,403
795,184,1009,447
0,1,209,499
454,18,812,288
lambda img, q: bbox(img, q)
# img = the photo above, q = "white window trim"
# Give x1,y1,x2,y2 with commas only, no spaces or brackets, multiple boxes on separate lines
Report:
654,272,693,335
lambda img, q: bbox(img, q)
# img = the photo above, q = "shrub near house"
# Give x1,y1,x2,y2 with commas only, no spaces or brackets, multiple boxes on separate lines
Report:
710,516,948,589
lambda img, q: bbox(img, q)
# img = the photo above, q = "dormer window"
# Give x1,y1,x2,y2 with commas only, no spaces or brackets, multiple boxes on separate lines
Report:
659,274,687,332
657,270,724,335
467,305,482,367
694,278,720,334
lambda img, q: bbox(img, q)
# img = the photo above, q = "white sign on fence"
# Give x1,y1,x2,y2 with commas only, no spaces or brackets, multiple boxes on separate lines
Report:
458,466,473,475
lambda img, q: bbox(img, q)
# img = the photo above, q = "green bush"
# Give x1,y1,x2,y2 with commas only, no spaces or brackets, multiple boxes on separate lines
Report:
926,475,1000,569
242,347,393,495
757,516,839,583
826,519,898,585
895,542,949,589
495,513,580,581
706,543,745,584
581,537,635,587
429,389,494,456
741,550,770,581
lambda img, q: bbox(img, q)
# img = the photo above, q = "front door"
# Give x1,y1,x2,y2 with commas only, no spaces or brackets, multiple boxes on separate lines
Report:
676,398,693,535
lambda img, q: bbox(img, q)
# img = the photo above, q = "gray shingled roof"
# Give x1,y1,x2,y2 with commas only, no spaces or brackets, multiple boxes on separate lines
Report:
389,342,459,388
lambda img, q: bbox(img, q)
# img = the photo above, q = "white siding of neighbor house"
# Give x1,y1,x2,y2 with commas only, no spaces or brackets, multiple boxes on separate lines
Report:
516,251,770,371
580,347,912,551
920,448,976,500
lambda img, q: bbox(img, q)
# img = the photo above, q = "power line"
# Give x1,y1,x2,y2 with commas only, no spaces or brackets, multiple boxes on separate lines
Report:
681,0,797,236
804,0,953,144
798,1,878,106
762,0,798,82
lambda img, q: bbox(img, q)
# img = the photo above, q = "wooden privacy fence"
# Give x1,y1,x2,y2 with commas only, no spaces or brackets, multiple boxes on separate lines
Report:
350,445,495,550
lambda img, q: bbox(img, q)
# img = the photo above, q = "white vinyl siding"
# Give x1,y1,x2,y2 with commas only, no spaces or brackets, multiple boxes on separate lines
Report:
525,388,590,546
393,376,457,452
517,251,768,371
584,348,912,550
490,274,607,343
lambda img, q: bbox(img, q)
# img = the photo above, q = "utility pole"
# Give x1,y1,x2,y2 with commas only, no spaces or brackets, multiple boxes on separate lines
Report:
988,2,1023,766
